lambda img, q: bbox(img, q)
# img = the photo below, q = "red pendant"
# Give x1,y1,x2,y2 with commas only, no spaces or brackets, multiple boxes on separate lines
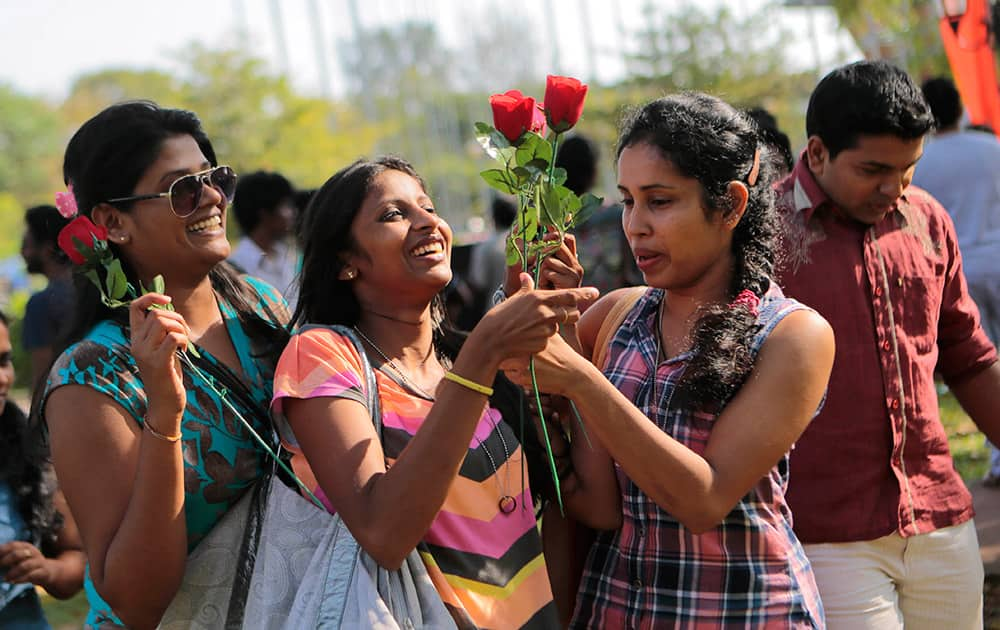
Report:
498,495,517,514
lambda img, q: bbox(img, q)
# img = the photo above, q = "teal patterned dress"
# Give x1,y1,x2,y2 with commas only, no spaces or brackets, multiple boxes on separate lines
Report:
41,277,286,628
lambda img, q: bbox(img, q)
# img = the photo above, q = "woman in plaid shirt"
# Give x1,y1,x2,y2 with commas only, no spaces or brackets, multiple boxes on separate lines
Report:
503,93,834,628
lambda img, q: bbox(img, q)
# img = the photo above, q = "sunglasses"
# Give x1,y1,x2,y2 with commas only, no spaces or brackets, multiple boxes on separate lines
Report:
106,165,238,218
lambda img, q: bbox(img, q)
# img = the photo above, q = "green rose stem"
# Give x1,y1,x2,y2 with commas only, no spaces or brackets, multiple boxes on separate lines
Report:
526,181,566,515
176,352,325,510
544,130,593,450
90,270,324,510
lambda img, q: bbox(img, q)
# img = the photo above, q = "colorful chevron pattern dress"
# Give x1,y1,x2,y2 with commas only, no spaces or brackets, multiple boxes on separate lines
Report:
271,327,558,629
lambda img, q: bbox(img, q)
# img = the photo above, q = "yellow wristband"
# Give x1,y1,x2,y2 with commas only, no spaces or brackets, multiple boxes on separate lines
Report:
144,419,182,443
443,371,494,396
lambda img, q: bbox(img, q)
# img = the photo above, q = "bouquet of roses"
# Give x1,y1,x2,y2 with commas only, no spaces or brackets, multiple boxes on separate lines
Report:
477,75,602,271
476,75,601,511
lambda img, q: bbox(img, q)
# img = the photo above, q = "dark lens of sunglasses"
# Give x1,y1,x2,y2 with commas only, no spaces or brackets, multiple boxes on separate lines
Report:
210,167,237,202
170,175,203,217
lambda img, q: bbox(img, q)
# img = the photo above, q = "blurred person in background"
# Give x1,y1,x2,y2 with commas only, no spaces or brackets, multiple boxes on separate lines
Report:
914,76,1000,486
561,134,641,295
229,170,300,310
746,106,795,176
21,205,73,391
0,309,85,629
467,193,517,321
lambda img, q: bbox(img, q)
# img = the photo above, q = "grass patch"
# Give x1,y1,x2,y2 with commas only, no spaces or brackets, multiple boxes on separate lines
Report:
38,589,88,629
940,389,989,484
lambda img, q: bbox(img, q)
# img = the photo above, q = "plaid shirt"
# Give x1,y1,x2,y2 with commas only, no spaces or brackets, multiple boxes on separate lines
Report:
572,286,824,629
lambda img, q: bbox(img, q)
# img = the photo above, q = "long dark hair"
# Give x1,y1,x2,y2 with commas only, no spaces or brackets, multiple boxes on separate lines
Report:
0,311,61,550
617,93,780,408
295,156,557,507
57,101,287,360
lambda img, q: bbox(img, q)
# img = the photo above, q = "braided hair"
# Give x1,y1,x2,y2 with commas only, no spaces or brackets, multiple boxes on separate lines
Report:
617,93,782,408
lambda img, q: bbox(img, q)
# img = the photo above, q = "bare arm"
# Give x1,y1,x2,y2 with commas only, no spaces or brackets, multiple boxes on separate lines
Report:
508,308,835,533
287,279,599,570
0,489,85,599
45,294,191,629
950,360,1000,445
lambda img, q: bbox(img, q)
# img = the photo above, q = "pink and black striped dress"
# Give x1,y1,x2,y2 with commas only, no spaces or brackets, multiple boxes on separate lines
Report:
272,327,558,629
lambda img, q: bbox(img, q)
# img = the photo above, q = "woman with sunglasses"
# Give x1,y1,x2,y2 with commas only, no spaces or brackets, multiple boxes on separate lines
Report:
37,101,289,629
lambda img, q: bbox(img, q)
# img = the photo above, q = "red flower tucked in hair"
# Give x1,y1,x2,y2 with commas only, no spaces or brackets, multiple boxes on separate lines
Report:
57,216,108,265
543,75,588,133
490,90,546,143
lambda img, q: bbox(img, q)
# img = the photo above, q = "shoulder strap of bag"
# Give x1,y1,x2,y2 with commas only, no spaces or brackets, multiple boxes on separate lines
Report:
324,325,383,437
592,286,647,369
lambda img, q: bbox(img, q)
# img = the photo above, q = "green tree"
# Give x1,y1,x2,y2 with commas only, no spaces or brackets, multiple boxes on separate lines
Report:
590,2,818,152
0,85,63,207
59,46,384,192
829,0,950,79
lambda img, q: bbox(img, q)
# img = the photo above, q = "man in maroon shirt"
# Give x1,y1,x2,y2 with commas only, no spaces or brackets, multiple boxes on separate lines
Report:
776,60,1000,628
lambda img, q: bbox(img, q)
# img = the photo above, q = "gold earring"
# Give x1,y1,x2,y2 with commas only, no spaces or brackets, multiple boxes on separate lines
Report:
345,270,356,279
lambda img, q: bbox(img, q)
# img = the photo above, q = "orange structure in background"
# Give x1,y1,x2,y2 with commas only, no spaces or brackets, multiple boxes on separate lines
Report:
939,0,1000,134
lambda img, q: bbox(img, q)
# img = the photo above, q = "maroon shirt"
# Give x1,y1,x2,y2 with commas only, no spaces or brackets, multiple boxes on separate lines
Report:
774,159,997,544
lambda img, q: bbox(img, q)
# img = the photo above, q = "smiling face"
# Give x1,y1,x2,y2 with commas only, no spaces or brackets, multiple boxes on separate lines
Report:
342,169,453,301
0,320,12,414
98,134,230,284
807,133,924,225
618,142,737,294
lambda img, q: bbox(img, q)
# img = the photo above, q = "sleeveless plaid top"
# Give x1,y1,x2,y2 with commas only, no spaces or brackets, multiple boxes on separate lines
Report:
572,283,825,629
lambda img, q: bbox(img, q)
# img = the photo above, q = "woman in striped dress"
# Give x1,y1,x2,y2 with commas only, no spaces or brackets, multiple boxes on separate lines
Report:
502,93,835,628
270,156,597,628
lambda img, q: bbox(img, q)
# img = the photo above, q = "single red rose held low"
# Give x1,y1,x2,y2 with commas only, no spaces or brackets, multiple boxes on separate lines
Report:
489,90,546,143
58,215,108,264
543,75,588,133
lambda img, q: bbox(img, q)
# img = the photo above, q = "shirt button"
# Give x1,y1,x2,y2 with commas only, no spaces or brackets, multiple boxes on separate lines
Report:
632,578,643,589
638,527,646,538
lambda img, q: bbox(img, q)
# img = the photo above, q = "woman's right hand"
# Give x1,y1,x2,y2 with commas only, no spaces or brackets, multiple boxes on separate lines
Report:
128,293,190,422
476,273,598,362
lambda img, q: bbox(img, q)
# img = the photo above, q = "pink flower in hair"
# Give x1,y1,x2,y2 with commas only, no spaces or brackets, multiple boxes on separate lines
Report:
730,289,760,317
55,185,79,218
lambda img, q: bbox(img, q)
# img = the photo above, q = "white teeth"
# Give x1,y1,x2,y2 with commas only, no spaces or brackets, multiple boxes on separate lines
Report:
411,242,443,256
187,216,222,233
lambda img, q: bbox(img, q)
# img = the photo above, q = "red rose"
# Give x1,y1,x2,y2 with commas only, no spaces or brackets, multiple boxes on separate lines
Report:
490,90,545,143
58,215,108,265
544,75,588,133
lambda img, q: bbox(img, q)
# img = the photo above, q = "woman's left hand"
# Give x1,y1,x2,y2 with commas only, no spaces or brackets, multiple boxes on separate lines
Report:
503,232,584,296
0,541,52,585
500,332,587,397
538,233,584,291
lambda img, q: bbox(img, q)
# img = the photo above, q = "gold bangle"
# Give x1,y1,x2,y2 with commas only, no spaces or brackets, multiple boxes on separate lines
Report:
443,371,494,396
144,419,182,443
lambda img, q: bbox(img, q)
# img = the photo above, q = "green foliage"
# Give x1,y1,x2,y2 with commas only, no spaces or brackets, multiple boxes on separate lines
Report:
830,0,950,79
940,389,989,484
0,86,63,207
0,192,26,258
